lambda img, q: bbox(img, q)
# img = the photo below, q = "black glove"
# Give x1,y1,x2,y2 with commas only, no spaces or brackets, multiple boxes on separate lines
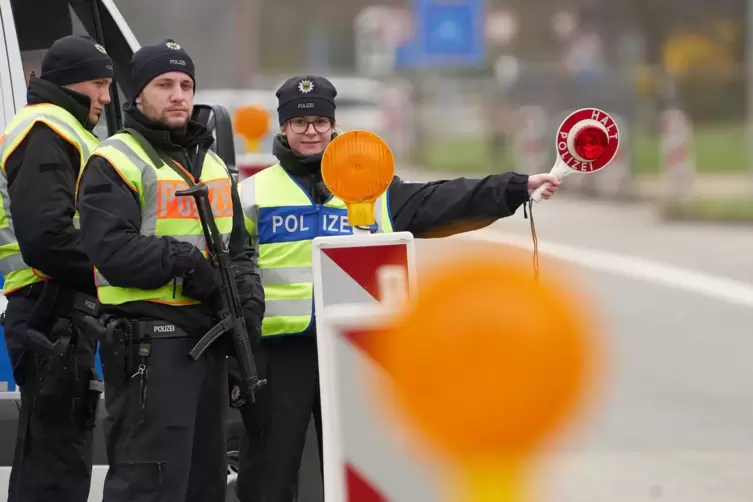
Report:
181,247,221,305
242,300,263,349
227,345,267,409
233,266,265,348
227,359,247,408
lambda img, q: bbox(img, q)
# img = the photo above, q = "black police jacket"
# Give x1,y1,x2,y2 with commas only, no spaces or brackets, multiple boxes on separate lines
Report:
271,134,531,236
266,134,530,339
77,104,264,335
5,78,98,296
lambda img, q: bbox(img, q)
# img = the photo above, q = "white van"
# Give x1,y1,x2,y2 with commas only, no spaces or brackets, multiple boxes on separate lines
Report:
0,1,243,500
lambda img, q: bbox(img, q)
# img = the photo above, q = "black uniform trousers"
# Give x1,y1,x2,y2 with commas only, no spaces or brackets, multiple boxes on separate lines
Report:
4,293,98,502
100,323,228,502
236,336,323,502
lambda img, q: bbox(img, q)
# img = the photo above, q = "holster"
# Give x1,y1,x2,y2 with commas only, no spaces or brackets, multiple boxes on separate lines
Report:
29,326,104,429
22,281,106,428
24,281,104,356
97,317,135,388
38,318,75,399
81,369,105,429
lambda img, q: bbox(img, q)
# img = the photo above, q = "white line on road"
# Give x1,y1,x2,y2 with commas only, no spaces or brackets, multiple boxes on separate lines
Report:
460,229,753,308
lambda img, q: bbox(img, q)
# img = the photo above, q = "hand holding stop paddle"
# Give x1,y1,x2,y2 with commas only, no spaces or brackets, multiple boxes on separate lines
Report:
531,108,621,203
375,246,600,502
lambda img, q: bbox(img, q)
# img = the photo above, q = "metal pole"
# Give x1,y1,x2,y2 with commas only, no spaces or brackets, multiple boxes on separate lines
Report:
747,0,753,184
235,0,260,87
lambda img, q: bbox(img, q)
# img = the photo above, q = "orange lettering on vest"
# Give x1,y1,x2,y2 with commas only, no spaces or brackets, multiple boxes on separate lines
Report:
206,178,234,218
158,179,194,219
157,178,234,220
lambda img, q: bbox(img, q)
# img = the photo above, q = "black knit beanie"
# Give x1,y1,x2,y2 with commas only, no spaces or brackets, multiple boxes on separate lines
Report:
40,35,114,86
129,39,195,100
276,75,337,125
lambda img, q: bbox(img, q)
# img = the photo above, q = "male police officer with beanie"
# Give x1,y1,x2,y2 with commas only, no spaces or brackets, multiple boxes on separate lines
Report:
76,39,265,501
0,35,113,502
235,75,561,501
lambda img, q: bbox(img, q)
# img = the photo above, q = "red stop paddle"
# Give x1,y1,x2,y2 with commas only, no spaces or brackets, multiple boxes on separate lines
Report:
530,108,620,202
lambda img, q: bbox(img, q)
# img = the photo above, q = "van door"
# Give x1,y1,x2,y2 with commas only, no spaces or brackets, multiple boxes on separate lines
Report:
2,0,137,137
0,8,18,130
0,1,138,499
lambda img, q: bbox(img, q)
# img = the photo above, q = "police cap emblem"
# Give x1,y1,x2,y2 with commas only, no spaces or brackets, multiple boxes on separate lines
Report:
298,79,314,94
94,43,107,55
166,41,182,50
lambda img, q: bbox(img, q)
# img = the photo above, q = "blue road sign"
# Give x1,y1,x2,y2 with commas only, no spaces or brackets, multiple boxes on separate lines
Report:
395,0,486,69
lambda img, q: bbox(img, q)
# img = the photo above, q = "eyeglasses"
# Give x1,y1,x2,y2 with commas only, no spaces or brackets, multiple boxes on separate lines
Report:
289,117,333,134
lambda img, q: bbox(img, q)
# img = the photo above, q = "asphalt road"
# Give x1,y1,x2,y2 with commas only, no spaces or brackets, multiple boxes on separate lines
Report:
3,191,751,502
297,193,753,501
426,196,753,501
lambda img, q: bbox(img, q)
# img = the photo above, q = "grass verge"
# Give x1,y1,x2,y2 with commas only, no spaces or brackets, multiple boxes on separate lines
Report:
415,123,749,176
659,196,753,224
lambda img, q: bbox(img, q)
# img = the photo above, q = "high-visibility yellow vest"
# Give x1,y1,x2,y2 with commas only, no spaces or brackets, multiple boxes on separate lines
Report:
239,163,394,337
0,103,98,294
87,132,234,306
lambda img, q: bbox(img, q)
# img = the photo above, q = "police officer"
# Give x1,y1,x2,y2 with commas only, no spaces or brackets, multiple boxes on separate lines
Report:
0,35,113,502
234,75,560,501
75,40,265,501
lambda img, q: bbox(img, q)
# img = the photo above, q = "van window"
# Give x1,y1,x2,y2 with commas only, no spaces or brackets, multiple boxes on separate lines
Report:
9,0,133,137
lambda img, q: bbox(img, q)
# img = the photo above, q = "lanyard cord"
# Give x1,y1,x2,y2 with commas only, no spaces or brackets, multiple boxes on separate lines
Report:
523,198,540,281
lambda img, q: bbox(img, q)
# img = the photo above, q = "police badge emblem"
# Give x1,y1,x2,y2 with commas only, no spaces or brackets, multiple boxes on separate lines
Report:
298,79,314,94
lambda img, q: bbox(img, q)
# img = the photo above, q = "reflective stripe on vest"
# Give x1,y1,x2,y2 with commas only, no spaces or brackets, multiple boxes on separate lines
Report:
239,163,394,337
0,104,98,294
88,133,234,306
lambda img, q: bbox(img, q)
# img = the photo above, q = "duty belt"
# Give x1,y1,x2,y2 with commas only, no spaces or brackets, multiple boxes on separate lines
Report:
129,319,197,340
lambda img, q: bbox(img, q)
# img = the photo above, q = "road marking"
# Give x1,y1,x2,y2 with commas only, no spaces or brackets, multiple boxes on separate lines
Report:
457,229,753,308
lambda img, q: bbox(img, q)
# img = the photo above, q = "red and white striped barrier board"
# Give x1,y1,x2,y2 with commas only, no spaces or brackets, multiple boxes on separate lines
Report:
312,232,417,310
660,108,696,198
313,232,447,501
315,305,450,502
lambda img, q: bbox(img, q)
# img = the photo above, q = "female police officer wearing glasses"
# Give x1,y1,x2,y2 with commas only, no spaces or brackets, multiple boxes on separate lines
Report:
234,75,560,501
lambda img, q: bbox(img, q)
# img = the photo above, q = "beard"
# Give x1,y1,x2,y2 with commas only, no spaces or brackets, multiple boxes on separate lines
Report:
139,97,190,129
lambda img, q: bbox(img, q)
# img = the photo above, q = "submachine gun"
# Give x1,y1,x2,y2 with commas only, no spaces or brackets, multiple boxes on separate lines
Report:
176,183,267,403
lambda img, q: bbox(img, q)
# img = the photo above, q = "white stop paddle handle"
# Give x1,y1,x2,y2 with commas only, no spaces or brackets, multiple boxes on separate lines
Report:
530,159,572,202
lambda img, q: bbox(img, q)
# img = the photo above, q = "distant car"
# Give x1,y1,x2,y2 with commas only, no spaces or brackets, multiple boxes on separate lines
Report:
326,76,386,136
194,89,278,180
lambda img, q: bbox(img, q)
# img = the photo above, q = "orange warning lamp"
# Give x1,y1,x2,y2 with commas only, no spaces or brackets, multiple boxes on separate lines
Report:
375,245,600,501
234,105,270,152
321,130,394,227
